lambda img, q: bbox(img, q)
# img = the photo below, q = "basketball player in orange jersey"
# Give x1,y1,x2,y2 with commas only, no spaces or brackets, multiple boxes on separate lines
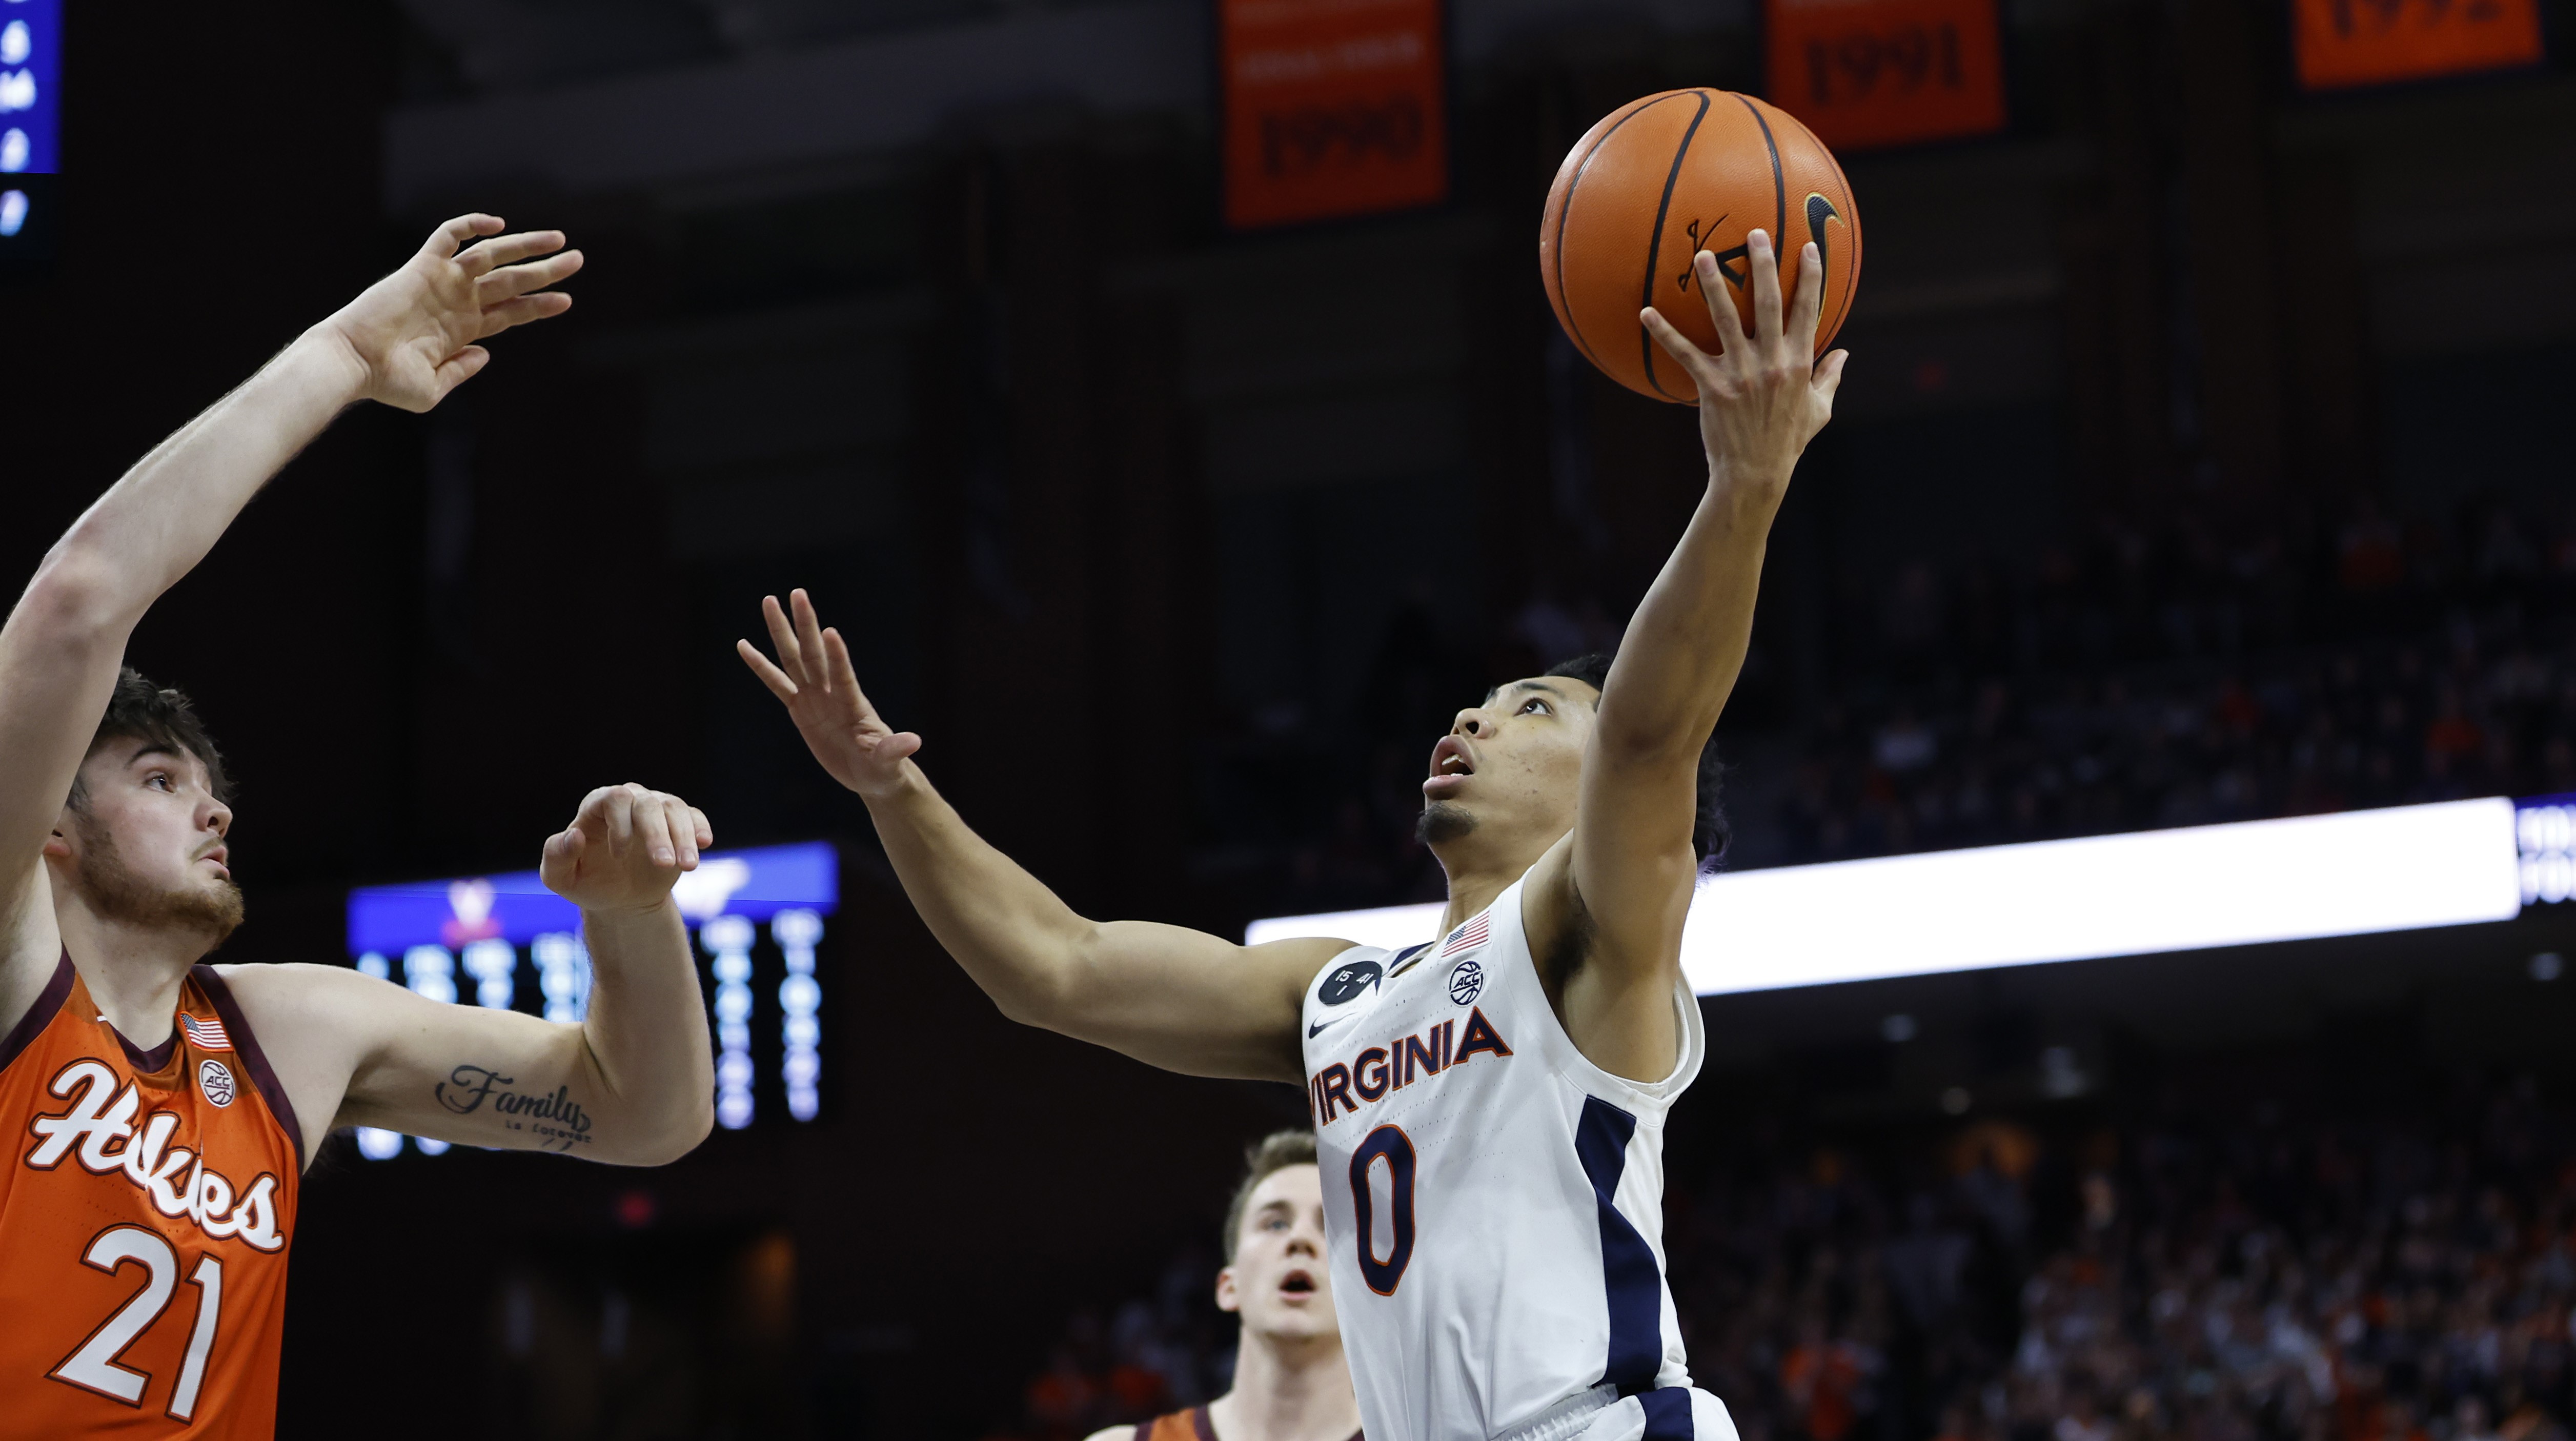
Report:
0,215,722,1440
1098,1132,1364,1441
745,231,1842,1441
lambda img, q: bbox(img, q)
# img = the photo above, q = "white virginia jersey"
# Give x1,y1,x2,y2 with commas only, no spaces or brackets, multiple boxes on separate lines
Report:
1300,872,1731,1441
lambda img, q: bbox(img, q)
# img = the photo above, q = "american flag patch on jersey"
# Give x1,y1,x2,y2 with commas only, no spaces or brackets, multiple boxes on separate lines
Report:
179,1012,232,1051
1440,913,1490,957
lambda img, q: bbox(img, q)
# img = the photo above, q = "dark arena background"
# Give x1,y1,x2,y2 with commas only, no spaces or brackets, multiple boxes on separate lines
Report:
7,1,2576,1437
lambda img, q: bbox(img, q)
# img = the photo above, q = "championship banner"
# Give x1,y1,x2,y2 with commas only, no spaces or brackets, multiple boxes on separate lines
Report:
1220,0,1448,230
1763,0,2007,152
2291,0,2544,92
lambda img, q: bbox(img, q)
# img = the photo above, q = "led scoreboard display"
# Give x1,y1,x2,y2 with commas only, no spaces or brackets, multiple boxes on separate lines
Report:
2521,794,2576,907
2293,0,2545,92
0,0,59,257
344,841,837,1159
1764,0,2007,152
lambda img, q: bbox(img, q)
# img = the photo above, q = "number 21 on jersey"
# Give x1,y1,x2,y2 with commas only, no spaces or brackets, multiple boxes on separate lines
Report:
51,1227,225,1420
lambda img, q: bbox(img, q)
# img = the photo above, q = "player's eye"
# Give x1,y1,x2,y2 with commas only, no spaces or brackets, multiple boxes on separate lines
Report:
146,772,174,792
1522,699,1548,715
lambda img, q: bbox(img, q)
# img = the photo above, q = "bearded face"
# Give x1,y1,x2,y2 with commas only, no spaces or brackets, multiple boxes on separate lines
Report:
54,740,243,953
69,807,244,945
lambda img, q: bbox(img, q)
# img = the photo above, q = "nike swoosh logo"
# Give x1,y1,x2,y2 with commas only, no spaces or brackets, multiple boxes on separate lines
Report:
1308,1017,1349,1038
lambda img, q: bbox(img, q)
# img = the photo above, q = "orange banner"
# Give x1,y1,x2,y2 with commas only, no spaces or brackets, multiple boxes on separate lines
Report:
1764,0,2007,152
1221,0,1448,230
2293,0,2544,91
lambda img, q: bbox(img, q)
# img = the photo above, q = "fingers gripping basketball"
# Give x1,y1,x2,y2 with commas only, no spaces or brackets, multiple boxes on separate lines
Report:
1539,89,1862,404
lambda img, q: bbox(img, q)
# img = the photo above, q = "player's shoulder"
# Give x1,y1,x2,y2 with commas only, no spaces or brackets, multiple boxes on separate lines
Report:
1083,1413,1205,1441
209,959,384,1005
205,961,414,1044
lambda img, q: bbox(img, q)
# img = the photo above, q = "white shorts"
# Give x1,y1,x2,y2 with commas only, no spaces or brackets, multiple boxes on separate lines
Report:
1571,1388,1740,1441
1493,1387,1741,1441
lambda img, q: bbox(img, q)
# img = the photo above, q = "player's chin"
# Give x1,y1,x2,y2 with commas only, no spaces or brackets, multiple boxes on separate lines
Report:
1415,799,1478,846
1252,1298,1328,1335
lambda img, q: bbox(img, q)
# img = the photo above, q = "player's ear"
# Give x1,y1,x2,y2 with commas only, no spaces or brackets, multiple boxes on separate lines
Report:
1213,1265,1242,1315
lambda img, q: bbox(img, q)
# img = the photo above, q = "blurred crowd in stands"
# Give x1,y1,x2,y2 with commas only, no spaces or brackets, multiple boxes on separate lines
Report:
1673,1069,2576,1441
986,1246,1231,1440
1213,496,2576,917
1772,499,2576,863
989,1068,2576,1441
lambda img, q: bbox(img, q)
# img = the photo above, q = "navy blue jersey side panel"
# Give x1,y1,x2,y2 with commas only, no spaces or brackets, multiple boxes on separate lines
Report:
1639,1387,1698,1439
1575,1094,1665,1395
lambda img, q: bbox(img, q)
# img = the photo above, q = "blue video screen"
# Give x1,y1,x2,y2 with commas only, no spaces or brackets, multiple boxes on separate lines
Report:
0,0,60,255
343,841,840,1158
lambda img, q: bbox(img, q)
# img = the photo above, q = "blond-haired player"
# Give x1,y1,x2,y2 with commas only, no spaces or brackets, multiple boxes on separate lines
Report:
1098,1131,1364,1441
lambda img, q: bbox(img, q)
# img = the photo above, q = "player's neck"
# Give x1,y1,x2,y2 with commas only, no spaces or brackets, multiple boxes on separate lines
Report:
1432,831,1557,938
53,897,207,1049
1212,1329,1361,1441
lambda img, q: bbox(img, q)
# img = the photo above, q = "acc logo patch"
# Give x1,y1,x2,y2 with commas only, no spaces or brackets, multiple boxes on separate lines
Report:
1319,960,1384,1006
1448,959,1485,1006
198,1059,236,1108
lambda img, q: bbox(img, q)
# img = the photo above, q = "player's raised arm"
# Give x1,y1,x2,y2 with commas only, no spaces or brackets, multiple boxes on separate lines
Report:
0,215,581,1028
1529,230,1845,1080
218,784,717,1167
738,591,1342,1083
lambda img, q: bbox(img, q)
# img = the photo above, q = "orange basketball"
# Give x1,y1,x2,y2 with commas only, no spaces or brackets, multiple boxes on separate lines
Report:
1539,89,1862,404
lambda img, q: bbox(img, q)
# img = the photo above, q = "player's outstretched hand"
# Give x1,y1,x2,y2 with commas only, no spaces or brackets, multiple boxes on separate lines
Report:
1640,228,1847,502
321,214,584,414
540,783,711,914
737,589,923,801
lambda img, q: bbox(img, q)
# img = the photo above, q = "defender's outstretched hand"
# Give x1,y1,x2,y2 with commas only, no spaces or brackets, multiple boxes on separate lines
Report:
738,590,922,799
540,784,712,914
322,214,583,414
1641,229,1847,500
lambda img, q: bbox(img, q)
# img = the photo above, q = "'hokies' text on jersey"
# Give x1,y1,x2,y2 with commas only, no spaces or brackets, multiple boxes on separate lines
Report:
1,958,302,1441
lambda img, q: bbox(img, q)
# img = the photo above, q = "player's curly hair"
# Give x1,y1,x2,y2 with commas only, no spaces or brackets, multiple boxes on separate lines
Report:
67,668,233,813
1221,1129,1320,1264
1544,653,1731,870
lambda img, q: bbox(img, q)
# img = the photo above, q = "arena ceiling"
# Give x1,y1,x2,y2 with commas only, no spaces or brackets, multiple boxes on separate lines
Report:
395,0,1037,95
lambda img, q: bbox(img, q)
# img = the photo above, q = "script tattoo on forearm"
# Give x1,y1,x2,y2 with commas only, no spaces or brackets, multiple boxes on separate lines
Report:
434,1065,596,1152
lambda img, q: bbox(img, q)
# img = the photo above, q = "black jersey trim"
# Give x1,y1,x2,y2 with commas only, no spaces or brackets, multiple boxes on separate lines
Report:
192,964,305,1162
0,950,73,1075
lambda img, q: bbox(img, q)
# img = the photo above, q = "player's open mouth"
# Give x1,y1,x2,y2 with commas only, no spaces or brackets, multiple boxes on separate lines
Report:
1280,1269,1317,1296
1423,737,1476,798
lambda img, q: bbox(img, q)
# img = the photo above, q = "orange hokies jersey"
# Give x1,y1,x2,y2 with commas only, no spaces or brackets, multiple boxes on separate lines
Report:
0,955,302,1439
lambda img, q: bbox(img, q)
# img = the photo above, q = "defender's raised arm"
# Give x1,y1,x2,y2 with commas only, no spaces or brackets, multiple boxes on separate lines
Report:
739,591,1341,1082
0,215,580,1028
219,784,717,1168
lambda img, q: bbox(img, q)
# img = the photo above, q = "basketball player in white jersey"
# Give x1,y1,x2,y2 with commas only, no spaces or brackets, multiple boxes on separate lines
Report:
1090,1131,1365,1441
742,231,1844,1441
